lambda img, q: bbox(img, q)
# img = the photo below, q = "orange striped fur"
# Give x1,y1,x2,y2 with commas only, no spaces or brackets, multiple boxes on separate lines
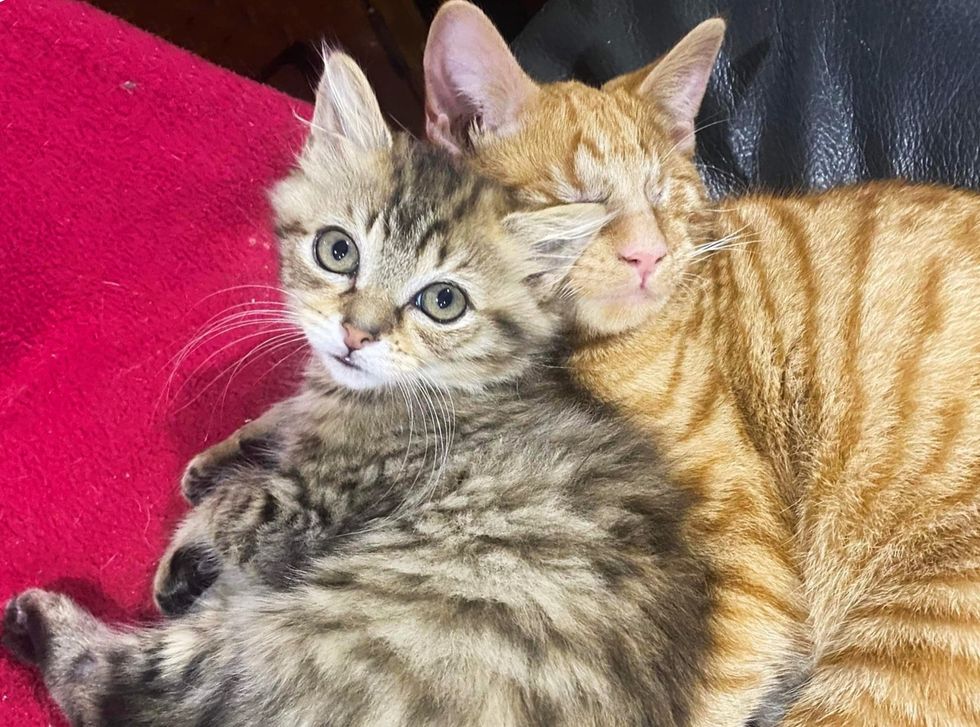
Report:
426,5,980,726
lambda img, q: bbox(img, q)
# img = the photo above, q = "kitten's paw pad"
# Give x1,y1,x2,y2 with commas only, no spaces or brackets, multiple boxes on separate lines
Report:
2,589,57,667
154,545,221,616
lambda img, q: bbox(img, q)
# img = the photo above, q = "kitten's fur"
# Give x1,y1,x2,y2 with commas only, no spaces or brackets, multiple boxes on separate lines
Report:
426,4,980,727
2,53,711,726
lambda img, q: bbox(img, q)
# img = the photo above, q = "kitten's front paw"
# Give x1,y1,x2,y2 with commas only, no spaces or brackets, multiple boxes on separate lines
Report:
181,430,277,505
154,544,221,616
2,589,65,667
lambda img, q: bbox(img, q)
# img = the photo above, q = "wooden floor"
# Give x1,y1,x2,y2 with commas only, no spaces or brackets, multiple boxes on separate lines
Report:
86,0,544,135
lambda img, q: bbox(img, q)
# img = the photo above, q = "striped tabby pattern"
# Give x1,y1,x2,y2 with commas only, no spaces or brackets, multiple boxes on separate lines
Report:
426,5,980,726
2,52,712,726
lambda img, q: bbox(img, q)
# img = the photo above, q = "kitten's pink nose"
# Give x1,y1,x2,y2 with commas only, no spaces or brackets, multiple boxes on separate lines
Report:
342,322,375,351
619,242,668,288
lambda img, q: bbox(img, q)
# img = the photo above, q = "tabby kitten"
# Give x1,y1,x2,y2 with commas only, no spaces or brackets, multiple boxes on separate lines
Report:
2,52,712,726
426,4,980,727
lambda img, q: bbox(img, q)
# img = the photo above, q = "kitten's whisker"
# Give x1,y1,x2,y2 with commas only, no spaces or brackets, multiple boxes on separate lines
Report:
695,236,759,251
693,224,750,249
205,331,306,433
165,306,296,372
173,314,296,367
164,315,298,397
693,240,760,260
168,327,301,409
183,306,294,340
415,381,443,499
179,303,293,347
215,332,308,415
155,313,297,418
250,339,309,390
185,330,306,415
692,226,760,261
191,283,301,307
420,373,455,503
354,372,423,536
392,373,416,481
412,374,452,512
404,379,430,494
191,283,330,323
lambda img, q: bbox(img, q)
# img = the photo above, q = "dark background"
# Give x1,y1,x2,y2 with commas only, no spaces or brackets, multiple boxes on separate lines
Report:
85,0,545,135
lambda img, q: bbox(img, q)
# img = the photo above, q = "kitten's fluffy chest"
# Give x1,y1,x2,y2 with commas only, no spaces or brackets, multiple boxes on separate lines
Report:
275,377,587,531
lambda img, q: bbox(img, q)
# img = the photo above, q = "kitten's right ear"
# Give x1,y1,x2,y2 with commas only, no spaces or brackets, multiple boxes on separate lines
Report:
308,51,392,156
424,1,539,155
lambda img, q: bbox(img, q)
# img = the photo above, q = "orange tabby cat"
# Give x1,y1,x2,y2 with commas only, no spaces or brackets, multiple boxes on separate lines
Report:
426,4,980,726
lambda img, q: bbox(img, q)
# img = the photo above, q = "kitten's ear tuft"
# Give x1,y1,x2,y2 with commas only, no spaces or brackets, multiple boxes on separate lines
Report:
309,50,392,156
619,18,725,155
505,203,610,292
424,1,539,155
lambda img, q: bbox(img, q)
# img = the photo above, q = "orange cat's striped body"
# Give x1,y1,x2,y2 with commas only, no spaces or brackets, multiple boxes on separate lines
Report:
574,182,980,726
426,5,980,725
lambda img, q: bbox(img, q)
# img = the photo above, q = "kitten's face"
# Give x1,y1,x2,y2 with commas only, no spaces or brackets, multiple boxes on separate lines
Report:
271,54,606,393
425,4,724,336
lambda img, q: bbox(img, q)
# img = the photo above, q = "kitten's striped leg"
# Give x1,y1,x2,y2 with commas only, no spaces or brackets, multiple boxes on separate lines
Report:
152,475,266,615
4,589,139,725
152,410,284,615
3,588,246,726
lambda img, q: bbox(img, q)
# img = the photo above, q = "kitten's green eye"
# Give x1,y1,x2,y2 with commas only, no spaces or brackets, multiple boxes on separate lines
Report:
414,282,468,323
314,226,359,275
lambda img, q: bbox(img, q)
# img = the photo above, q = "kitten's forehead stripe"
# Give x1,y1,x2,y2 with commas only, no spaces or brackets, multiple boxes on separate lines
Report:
451,178,489,221
365,209,380,235
415,218,449,257
435,237,450,268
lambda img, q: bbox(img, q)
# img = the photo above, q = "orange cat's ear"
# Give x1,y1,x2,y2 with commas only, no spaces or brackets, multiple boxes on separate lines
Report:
424,1,539,155
602,59,664,96
612,18,725,155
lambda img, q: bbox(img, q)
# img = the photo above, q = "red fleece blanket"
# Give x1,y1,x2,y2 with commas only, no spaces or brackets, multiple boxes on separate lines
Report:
0,1,310,722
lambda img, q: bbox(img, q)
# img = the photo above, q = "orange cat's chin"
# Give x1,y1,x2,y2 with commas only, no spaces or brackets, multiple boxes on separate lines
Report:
573,292,661,337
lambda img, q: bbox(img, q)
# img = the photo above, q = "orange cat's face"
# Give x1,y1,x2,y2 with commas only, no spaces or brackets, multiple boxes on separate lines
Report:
425,3,724,336
468,83,713,335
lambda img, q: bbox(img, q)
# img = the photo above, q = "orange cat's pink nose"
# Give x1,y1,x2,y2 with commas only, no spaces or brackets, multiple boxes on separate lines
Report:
619,243,668,288
342,322,375,351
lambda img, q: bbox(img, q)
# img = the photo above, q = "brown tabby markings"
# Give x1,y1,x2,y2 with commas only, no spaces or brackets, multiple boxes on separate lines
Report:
426,5,980,726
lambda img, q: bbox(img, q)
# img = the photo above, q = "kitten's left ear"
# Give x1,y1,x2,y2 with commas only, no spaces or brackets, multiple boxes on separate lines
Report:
505,203,610,292
308,50,392,156
605,19,725,155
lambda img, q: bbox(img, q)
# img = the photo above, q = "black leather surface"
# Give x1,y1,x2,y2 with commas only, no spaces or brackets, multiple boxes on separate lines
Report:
512,0,980,197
